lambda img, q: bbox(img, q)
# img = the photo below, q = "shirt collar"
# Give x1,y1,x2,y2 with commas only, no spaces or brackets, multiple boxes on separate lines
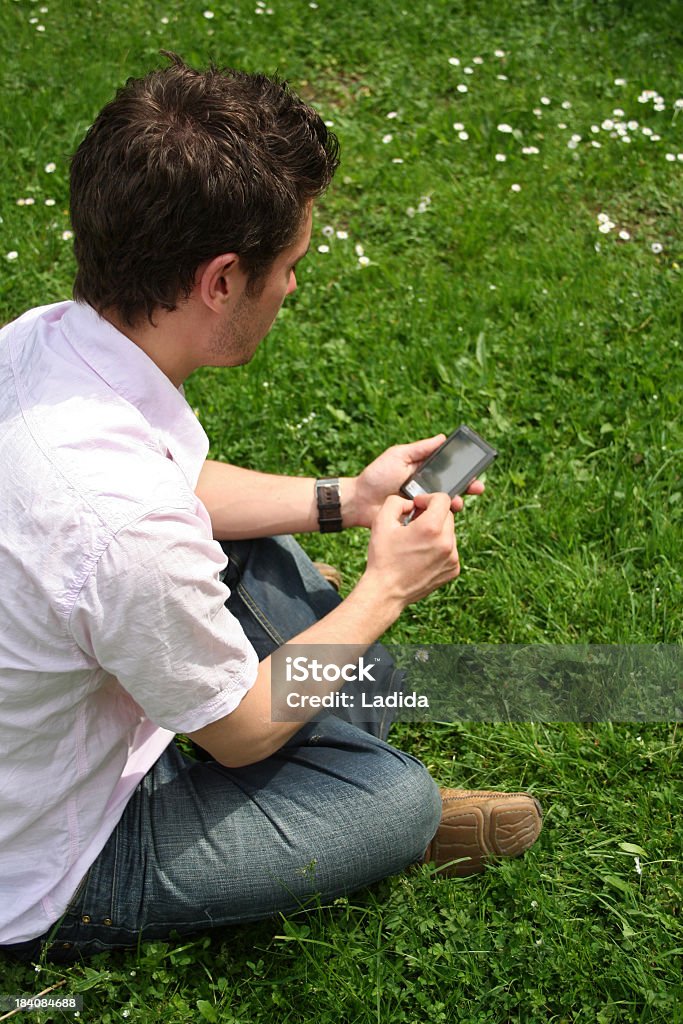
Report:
61,302,209,487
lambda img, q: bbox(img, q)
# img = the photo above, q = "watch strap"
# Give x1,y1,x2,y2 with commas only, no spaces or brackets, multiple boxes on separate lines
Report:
315,478,343,533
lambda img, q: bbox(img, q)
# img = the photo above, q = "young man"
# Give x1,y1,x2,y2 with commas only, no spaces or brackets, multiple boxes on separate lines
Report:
0,55,542,963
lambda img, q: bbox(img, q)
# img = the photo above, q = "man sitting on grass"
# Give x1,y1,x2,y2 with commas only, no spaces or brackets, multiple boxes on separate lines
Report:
0,53,542,963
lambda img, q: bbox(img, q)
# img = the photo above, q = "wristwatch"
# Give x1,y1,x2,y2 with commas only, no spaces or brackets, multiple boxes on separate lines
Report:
315,478,343,533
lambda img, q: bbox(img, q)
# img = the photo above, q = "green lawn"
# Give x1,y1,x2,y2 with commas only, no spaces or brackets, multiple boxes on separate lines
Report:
1,0,681,1020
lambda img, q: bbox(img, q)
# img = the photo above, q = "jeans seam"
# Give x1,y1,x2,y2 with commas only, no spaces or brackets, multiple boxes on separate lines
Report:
378,668,403,739
76,827,119,934
236,580,287,647
106,822,120,926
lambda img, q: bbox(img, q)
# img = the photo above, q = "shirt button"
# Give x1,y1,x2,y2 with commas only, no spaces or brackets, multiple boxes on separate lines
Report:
81,914,91,924
103,918,113,926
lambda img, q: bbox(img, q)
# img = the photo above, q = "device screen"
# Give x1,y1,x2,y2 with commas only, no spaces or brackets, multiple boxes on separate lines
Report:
413,427,496,496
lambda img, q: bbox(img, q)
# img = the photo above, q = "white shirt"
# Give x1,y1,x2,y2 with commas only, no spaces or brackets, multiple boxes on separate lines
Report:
0,301,259,943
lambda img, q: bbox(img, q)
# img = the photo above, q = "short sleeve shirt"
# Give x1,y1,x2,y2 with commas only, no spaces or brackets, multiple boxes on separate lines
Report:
0,301,259,943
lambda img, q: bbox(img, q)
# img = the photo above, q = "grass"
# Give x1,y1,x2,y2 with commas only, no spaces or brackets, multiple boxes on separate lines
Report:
1,0,682,1020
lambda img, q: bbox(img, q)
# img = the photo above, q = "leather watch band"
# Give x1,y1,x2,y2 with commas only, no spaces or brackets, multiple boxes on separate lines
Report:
315,478,343,533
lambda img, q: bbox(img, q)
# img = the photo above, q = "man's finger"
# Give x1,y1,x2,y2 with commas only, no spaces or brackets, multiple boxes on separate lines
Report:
411,490,453,523
401,434,446,464
380,493,418,523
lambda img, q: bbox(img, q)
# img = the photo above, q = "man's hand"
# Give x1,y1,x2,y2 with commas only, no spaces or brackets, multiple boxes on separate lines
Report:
362,491,461,609
347,436,485,528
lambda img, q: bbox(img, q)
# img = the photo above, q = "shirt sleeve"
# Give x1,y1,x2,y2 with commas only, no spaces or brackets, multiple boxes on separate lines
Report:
69,508,259,733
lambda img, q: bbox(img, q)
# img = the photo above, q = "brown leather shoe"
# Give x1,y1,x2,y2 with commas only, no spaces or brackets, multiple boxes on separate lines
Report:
313,562,342,592
423,789,543,877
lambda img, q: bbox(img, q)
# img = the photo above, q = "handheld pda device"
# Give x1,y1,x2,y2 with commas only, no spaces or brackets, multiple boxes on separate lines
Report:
400,424,497,500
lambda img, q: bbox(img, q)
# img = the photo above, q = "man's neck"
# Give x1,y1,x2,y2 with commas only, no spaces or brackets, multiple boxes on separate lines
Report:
102,306,202,389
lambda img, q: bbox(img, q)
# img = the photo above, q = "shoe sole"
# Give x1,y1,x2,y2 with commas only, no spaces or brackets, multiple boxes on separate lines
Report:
429,791,543,877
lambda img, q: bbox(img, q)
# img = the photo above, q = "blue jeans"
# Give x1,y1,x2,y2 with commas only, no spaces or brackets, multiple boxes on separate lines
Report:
5,537,441,963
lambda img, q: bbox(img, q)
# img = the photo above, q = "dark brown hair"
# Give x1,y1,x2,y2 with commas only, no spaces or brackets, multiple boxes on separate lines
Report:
70,53,339,325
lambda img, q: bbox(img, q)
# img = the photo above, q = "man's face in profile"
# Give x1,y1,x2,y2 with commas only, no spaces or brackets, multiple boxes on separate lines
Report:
207,204,313,368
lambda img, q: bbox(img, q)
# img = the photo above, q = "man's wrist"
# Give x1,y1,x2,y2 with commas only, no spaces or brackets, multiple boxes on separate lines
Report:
350,569,406,630
339,476,367,530
341,475,377,529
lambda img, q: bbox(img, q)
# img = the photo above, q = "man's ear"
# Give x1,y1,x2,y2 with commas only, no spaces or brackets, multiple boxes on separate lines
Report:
197,253,242,312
